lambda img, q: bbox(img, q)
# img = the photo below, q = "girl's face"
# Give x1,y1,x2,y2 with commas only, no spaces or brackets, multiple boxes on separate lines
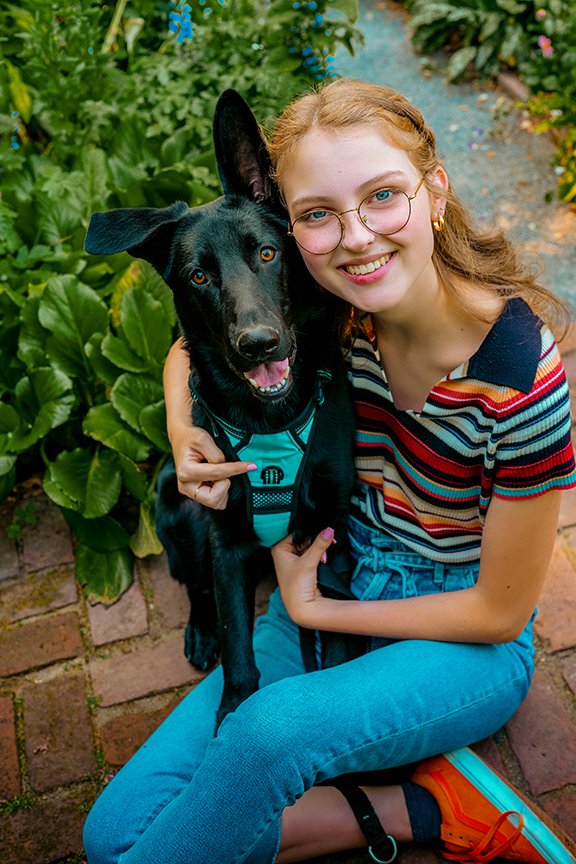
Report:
281,126,448,320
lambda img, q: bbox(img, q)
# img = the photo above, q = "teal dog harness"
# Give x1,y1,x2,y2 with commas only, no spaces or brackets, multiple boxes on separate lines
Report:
189,371,332,547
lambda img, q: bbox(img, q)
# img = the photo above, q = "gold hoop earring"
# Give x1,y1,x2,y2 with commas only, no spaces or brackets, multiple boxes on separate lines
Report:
432,214,445,232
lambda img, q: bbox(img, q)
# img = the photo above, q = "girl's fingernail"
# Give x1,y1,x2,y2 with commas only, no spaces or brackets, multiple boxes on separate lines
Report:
321,551,327,564
321,527,334,541
247,463,258,471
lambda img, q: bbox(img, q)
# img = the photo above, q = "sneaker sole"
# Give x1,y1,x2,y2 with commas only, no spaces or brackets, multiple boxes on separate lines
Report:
444,748,576,864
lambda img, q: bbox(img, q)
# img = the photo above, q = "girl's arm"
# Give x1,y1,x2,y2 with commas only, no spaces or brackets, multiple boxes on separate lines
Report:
271,490,562,644
163,339,257,509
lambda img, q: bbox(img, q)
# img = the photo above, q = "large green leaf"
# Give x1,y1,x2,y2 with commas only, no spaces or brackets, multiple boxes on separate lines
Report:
6,60,32,122
0,199,21,254
8,367,75,452
80,146,111,213
76,544,134,604
100,331,151,373
140,401,170,452
63,510,130,552
85,333,123,385
119,289,173,370
18,294,48,368
36,168,89,245
110,373,164,434
0,403,20,435
83,403,152,461
118,261,177,333
446,45,478,81
118,453,148,502
38,275,109,378
43,447,123,518
130,501,163,557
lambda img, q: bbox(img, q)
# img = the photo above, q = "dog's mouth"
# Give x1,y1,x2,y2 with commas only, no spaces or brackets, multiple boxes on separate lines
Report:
243,357,293,399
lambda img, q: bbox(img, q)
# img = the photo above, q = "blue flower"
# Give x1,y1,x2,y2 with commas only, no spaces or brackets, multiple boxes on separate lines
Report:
169,1,195,42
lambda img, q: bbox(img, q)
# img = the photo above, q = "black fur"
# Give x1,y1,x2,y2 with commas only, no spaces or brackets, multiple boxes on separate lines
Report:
85,90,358,730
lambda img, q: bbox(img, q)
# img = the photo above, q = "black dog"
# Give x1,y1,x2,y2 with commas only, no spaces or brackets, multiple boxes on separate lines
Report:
85,90,358,729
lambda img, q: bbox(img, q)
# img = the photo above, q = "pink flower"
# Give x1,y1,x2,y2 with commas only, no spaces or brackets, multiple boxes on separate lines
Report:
535,8,546,19
538,34,554,57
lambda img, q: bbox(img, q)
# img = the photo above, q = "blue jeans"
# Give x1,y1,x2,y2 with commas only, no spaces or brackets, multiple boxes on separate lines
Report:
83,517,535,864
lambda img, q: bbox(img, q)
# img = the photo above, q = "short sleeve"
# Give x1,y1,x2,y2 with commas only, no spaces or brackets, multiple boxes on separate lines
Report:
492,332,576,499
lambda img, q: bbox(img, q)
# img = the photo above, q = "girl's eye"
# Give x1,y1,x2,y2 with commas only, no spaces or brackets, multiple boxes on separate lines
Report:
297,210,332,225
370,188,395,205
191,269,208,285
260,246,276,262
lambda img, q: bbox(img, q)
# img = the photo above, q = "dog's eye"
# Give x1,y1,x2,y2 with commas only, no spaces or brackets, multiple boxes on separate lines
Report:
191,269,208,285
260,246,276,263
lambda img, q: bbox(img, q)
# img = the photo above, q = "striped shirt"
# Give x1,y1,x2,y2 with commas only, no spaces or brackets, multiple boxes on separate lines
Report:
349,298,576,562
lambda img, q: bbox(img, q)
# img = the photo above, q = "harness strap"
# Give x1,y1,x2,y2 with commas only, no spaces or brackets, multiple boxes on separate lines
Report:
331,780,398,863
188,369,333,547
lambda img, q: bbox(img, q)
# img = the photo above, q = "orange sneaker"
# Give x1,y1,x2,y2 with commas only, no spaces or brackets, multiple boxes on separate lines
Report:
411,747,576,863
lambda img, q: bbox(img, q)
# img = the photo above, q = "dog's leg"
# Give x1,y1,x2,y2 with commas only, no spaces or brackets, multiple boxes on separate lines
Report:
211,541,260,731
156,458,220,671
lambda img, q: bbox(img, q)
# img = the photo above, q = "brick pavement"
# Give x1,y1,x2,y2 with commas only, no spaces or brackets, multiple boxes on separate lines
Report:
2,339,576,864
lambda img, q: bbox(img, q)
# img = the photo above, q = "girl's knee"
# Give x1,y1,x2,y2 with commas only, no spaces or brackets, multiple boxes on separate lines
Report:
218,679,312,764
83,793,126,864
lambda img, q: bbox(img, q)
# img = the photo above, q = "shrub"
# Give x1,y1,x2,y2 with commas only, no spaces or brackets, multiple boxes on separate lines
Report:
520,1,576,203
0,0,361,601
400,0,576,203
404,0,535,81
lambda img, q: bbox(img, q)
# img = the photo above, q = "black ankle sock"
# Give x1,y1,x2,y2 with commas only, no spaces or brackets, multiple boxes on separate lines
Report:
401,781,442,843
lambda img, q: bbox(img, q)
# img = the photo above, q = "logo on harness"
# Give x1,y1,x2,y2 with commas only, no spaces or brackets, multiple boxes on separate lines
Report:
261,466,285,485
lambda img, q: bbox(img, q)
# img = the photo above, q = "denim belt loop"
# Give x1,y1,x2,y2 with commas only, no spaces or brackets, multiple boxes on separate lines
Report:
433,561,446,588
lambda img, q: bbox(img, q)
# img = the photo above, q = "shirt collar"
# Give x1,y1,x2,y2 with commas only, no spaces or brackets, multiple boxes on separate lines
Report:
465,297,542,393
363,297,542,395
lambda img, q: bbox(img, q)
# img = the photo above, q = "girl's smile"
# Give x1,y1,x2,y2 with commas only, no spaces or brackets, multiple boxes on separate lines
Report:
339,250,396,282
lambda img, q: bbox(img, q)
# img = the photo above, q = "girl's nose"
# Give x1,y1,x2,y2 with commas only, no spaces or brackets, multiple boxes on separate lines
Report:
339,210,375,251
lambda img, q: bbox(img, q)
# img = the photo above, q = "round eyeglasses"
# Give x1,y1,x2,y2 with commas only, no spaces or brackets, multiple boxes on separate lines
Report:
288,176,426,255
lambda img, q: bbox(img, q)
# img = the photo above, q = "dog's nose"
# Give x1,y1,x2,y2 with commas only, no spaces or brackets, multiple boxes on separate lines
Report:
237,326,280,360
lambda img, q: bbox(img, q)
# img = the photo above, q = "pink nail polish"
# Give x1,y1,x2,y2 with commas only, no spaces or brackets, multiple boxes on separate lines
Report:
321,527,334,541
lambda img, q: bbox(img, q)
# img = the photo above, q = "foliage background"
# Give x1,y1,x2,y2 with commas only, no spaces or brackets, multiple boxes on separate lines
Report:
400,0,576,203
1,0,573,604
0,0,361,602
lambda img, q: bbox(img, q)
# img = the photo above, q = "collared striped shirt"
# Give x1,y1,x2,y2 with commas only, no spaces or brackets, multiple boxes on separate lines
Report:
349,298,576,562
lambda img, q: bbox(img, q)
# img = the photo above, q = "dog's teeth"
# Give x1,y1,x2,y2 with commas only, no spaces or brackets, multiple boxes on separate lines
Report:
248,378,258,387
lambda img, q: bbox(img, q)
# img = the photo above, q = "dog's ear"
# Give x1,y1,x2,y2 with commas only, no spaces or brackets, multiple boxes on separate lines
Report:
84,201,189,277
213,90,285,215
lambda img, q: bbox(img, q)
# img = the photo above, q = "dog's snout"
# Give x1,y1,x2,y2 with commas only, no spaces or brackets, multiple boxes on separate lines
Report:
237,326,280,360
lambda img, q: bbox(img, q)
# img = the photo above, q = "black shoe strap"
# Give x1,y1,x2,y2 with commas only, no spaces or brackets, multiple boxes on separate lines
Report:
331,780,398,863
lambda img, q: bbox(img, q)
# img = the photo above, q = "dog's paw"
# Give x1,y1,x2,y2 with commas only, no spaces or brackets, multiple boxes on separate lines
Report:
184,624,220,671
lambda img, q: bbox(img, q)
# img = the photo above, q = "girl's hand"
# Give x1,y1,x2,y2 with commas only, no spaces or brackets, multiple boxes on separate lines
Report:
170,421,256,510
164,339,256,510
271,528,336,627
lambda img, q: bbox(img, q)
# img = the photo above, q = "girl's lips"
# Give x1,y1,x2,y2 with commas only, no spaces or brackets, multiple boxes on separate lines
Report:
338,251,396,283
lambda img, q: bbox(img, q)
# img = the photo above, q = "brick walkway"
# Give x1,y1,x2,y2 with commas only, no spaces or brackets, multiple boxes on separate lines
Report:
2,342,576,864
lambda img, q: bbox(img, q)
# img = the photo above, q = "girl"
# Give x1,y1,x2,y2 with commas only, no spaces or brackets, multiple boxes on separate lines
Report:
83,78,576,864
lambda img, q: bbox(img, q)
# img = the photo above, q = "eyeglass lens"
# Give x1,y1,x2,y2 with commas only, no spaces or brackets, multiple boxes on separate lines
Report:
292,188,412,254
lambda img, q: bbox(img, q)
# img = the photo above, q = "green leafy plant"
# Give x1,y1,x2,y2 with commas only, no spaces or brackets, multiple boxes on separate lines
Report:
0,0,361,602
405,0,535,81
520,1,576,203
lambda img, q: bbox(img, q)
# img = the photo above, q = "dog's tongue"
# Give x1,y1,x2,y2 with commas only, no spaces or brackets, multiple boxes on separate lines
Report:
244,358,289,389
